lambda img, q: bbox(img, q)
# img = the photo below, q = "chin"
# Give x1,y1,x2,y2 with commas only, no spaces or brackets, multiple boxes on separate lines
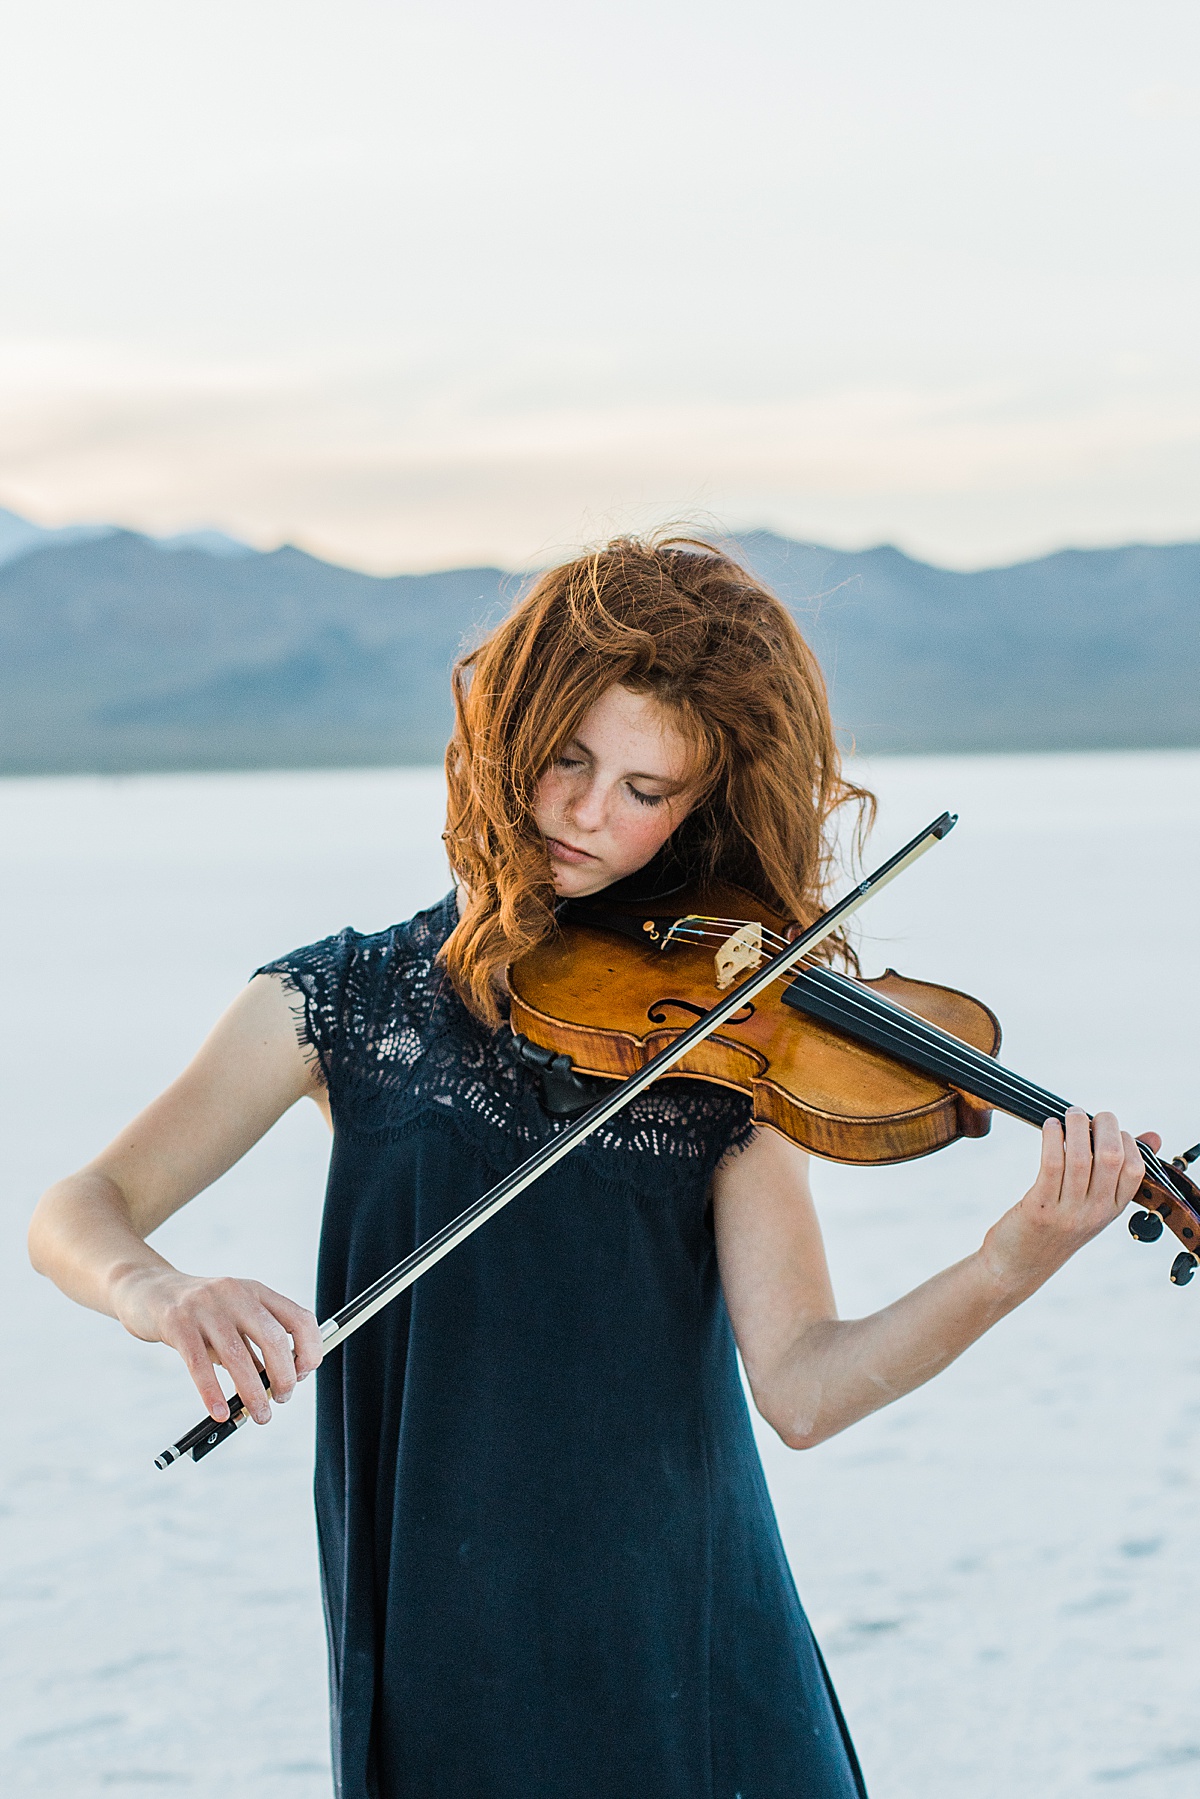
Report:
550,861,615,898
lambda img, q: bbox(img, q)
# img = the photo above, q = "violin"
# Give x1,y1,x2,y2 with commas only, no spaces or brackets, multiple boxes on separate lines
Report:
509,877,1200,1281
156,814,1200,1471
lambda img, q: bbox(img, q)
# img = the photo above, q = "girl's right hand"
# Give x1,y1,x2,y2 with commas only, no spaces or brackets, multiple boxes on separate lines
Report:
112,1265,324,1423
29,974,327,1423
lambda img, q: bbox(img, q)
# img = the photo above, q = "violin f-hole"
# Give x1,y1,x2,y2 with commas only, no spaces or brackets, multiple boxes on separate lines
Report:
649,997,756,1027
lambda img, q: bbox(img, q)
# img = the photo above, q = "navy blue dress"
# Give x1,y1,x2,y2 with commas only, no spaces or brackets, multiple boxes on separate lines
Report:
260,894,865,1799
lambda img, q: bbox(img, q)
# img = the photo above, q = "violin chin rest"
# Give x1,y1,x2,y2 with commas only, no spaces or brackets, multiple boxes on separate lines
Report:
510,1033,615,1119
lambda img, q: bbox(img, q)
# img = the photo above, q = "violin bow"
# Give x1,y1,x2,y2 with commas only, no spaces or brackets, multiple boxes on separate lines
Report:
155,811,958,1468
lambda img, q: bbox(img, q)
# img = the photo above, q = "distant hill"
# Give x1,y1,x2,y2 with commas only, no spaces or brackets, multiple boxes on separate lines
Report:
0,506,115,568
741,532,1200,757
0,517,1196,773
0,506,253,569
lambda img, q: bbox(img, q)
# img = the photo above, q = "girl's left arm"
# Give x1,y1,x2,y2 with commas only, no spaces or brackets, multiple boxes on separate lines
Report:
712,1109,1153,1450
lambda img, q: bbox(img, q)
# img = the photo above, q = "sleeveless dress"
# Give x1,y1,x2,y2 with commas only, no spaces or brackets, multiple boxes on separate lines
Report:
259,894,866,1799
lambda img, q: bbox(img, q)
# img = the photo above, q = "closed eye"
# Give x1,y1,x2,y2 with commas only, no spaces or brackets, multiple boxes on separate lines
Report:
628,785,666,808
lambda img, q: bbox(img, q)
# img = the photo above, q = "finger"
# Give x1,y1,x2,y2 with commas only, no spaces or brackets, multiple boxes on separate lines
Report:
1136,1130,1162,1154
1116,1130,1148,1209
1086,1111,1127,1207
209,1328,272,1425
254,1286,325,1380
1060,1107,1094,1203
246,1307,299,1404
1037,1116,1065,1194
177,1330,234,1423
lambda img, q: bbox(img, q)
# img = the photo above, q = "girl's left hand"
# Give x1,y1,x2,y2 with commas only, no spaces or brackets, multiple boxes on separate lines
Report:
984,1108,1159,1291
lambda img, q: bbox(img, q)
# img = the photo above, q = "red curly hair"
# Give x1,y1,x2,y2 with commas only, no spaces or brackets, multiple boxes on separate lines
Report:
441,533,872,1025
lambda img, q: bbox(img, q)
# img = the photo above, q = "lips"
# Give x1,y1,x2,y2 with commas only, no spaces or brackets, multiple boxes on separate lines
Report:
545,836,596,864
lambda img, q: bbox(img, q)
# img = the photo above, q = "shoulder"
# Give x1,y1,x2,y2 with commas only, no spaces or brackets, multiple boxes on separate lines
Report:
254,893,457,1088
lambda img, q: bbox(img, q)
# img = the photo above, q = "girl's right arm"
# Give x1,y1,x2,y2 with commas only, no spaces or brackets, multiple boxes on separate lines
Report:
28,973,327,1426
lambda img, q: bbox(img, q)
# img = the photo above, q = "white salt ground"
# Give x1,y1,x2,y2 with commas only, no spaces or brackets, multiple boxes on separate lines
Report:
1,753,1198,1798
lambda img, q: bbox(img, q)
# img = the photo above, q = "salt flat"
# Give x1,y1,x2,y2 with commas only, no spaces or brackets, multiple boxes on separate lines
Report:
1,754,1198,1797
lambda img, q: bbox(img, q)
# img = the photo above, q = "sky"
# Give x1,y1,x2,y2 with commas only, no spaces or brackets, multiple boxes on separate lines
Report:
1,0,1199,573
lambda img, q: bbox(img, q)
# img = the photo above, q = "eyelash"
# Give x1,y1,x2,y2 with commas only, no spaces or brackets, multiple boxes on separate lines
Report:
555,756,665,809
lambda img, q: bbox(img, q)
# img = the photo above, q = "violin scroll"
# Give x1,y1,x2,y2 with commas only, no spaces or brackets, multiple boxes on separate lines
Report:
1128,1145,1200,1283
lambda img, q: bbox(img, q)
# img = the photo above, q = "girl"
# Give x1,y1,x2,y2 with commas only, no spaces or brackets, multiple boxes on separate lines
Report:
29,535,1151,1799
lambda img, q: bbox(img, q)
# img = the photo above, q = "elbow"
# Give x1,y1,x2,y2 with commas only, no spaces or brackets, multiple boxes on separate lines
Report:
28,1175,84,1279
749,1381,829,1453
770,1418,829,1453
28,1190,58,1277
744,1321,849,1451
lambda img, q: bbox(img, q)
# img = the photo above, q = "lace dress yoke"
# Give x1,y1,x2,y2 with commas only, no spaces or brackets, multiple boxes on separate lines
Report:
263,891,756,1186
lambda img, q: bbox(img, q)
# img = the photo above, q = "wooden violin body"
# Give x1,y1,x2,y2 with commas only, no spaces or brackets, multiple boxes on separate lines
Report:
510,879,1200,1274
510,880,1001,1165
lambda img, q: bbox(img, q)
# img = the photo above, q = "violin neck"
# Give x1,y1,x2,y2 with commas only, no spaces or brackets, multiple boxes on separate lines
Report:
780,966,1193,1216
782,965,1066,1127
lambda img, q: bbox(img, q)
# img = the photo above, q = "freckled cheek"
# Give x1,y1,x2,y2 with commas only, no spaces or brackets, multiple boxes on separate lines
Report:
614,807,677,865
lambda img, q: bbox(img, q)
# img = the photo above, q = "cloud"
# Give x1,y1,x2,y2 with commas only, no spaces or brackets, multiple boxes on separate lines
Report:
3,343,1199,572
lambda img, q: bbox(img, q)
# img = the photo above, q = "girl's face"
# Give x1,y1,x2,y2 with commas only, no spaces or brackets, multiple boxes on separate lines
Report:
533,684,701,898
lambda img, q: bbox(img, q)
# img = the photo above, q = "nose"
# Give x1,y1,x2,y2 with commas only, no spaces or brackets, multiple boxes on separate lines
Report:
566,775,609,833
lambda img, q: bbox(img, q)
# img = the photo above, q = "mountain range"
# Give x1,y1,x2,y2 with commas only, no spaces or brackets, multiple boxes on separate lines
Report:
1,507,1196,773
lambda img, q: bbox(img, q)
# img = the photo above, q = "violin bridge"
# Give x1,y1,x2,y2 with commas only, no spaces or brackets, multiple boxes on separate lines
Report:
714,921,764,990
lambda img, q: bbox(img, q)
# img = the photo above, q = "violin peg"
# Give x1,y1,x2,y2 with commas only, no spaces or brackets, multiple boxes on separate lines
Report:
1128,1209,1165,1242
1170,1251,1198,1286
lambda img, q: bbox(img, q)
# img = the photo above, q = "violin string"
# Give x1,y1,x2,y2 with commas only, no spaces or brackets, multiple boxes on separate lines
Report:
652,916,1185,1203
783,968,1070,1123
791,967,1183,1195
630,914,1181,1196
809,979,1185,1200
654,917,1071,1119
776,969,1166,1186
768,967,1185,1201
667,922,1086,1117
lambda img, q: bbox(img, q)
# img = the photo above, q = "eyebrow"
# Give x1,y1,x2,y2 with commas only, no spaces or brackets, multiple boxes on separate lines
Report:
564,735,691,790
